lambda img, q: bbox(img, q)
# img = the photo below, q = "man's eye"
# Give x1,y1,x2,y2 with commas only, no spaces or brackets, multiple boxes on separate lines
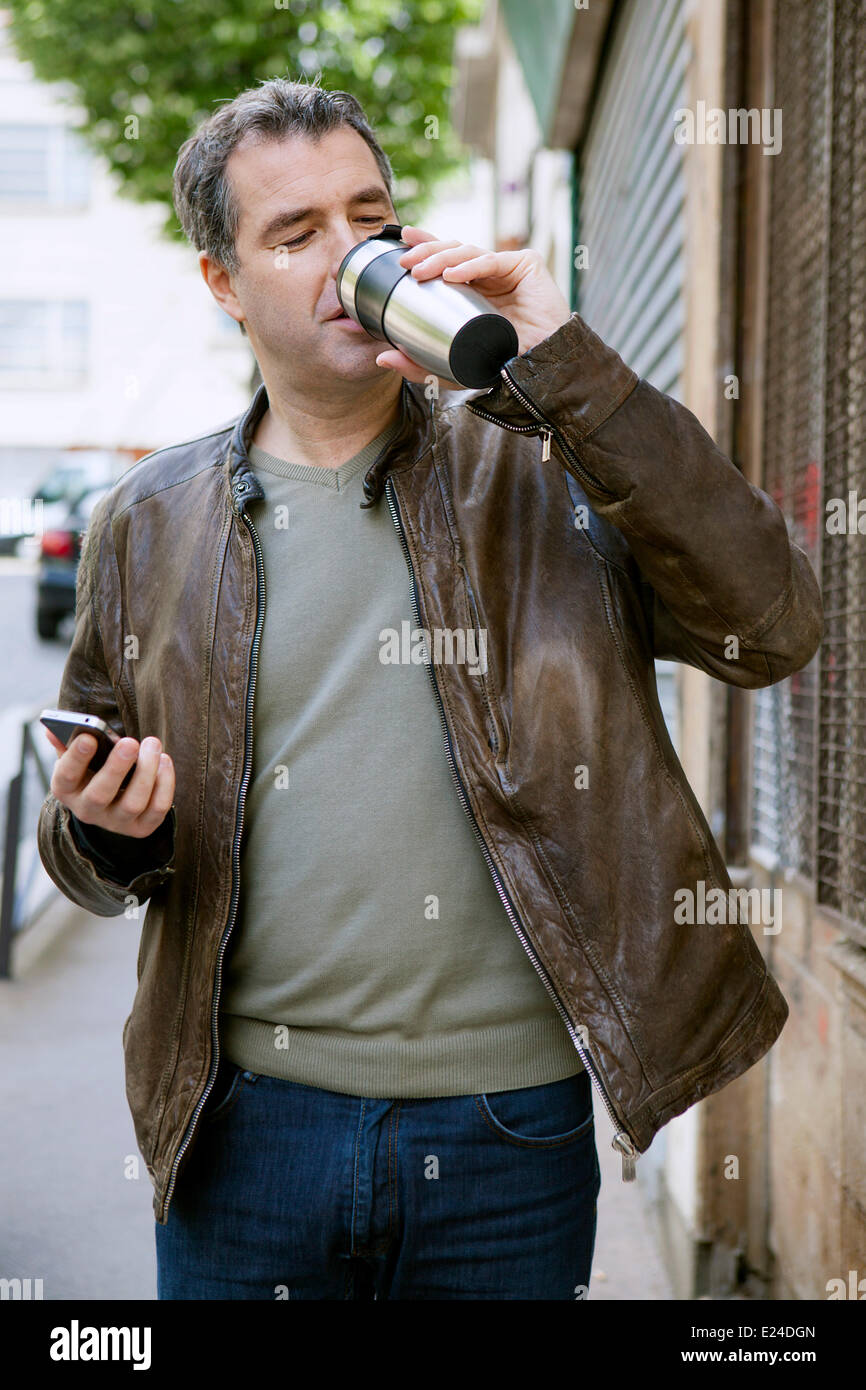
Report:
280,216,385,251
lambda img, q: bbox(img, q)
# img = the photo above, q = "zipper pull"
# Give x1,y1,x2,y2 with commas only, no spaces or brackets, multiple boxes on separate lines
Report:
612,1131,637,1182
540,429,552,462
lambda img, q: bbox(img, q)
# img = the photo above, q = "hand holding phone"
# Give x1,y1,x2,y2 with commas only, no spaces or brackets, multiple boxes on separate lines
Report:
40,709,175,841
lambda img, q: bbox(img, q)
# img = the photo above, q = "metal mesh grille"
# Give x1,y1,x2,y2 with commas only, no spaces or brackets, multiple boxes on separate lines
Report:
750,0,831,875
752,0,866,937
816,0,866,929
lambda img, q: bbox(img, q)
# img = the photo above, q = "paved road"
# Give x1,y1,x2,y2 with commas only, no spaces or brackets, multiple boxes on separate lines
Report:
0,558,72,712
0,899,674,1302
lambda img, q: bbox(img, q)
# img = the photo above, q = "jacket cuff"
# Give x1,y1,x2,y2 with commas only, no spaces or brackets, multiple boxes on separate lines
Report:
67,805,177,888
471,310,640,442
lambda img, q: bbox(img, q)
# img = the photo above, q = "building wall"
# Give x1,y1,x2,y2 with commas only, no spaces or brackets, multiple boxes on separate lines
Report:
461,0,865,1302
482,0,710,1295
739,0,866,1301
0,13,251,486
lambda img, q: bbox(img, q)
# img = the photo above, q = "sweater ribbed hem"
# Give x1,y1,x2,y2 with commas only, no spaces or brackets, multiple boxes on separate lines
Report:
219,1014,584,1098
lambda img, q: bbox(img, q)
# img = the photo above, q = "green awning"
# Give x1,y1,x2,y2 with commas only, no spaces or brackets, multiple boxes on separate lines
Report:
499,0,579,142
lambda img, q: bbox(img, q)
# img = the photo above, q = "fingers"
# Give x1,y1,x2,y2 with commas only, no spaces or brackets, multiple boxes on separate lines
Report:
398,225,438,247
105,749,175,840
141,754,176,834
81,736,162,820
48,727,175,841
418,249,499,283
375,347,427,380
401,235,529,290
76,737,143,815
437,252,501,283
399,237,465,277
55,733,175,839
374,347,459,391
50,731,107,801
399,235,502,285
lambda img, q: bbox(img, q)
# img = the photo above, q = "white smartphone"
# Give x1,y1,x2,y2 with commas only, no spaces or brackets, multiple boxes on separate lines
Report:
39,708,132,781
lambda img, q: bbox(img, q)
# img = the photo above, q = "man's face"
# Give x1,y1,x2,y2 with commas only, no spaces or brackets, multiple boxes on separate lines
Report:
210,126,398,388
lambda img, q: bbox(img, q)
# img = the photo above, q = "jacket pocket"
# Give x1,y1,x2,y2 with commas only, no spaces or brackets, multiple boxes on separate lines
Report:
460,564,510,770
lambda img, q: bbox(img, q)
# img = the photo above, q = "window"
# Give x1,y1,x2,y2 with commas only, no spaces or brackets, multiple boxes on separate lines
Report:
0,124,90,208
0,301,89,388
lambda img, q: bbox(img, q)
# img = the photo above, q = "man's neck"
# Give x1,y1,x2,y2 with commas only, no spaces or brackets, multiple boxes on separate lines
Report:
250,378,403,471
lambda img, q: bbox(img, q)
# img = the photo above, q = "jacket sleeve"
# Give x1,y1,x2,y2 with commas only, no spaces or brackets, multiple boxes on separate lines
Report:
474,311,824,688
36,493,177,918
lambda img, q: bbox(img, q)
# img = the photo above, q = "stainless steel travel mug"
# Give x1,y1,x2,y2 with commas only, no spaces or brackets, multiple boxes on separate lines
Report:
336,224,519,388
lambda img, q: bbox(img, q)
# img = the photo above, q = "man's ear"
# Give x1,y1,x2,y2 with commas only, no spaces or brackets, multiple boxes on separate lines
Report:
199,251,244,328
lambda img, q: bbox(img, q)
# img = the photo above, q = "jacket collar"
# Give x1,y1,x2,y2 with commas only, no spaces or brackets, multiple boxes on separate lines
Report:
225,376,435,511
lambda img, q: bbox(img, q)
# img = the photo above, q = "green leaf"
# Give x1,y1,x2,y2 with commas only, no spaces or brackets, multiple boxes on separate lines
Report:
6,0,484,243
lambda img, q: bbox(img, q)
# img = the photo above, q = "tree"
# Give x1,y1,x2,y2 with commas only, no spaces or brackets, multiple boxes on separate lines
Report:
6,0,482,241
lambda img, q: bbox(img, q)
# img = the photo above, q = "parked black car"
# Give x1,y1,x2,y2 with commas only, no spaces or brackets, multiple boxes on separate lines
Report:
36,484,111,640
0,455,115,557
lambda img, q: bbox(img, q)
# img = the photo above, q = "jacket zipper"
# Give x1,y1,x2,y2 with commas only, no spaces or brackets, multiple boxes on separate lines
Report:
160,387,412,1220
384,472,638,1181
465,366,618,499
159,482,266,1219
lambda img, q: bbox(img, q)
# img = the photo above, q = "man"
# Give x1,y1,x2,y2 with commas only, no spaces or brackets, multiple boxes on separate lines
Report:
38,77,823,1301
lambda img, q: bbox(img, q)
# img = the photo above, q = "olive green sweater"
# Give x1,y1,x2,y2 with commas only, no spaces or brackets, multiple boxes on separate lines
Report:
219,421,582,1097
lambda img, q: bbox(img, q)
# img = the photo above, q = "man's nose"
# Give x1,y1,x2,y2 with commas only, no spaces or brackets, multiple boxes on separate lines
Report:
330,224,375,280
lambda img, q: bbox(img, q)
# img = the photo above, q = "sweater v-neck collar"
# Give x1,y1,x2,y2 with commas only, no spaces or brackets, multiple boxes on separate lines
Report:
247,418,402,492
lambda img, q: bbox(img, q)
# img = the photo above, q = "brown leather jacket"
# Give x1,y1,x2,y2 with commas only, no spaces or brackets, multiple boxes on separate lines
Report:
37,311,823,1222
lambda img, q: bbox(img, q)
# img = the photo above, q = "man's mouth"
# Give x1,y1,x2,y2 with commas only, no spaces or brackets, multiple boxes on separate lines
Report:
324,310,368,332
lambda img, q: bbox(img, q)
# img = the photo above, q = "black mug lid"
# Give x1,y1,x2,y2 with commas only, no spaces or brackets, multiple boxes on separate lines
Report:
336,224,406,305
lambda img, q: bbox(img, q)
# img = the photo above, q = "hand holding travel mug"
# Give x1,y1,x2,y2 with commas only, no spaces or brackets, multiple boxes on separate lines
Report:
336,224,519,388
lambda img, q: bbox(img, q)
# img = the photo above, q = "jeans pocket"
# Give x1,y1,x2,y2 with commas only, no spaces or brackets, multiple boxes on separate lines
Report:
475,1070,594,1148
201,1060,255,1125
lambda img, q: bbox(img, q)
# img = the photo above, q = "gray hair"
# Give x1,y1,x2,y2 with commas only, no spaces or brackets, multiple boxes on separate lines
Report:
172,75,396,273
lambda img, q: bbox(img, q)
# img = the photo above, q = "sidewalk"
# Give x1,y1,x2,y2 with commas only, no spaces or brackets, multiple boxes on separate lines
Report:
0,898,674,1301
590,1091,674,1300
0,900,156,1300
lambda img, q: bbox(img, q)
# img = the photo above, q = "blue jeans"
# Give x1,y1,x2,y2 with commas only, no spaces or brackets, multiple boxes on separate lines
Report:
155,1058,601,1300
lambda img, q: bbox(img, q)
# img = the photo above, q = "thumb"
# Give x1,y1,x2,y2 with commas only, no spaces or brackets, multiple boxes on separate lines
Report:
375,348,429,383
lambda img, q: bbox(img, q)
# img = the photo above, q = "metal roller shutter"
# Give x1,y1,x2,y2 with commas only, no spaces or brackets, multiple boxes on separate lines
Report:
575,0,688,748
576,0,688,400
